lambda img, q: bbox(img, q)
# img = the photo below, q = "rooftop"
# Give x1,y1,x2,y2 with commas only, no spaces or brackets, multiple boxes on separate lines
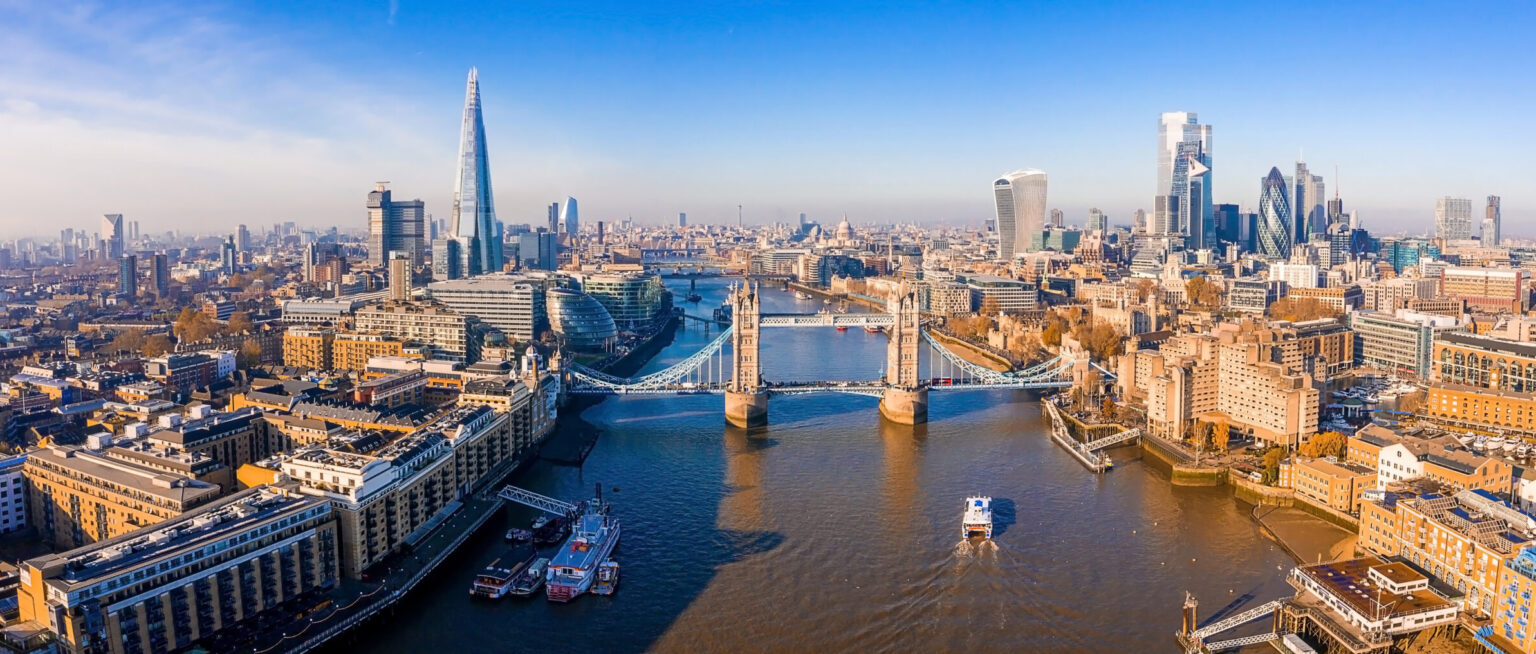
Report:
1296,555,1451,621
27,487,326,589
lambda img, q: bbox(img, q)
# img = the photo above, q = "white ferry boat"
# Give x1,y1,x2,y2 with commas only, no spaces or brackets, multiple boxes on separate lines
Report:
962,496,993,540
546,486,621,602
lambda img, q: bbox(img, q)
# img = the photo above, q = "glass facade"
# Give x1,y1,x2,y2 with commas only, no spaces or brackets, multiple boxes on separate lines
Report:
546,289,617,351
992,170,1047,259
579,273,671,329
1256,167,1292,260
450,69,502,275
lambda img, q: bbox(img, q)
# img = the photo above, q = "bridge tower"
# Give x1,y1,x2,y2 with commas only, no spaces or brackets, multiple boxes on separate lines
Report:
725,283,769,427
880,287,928,424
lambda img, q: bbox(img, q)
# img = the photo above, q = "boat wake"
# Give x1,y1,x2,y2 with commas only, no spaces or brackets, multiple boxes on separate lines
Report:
952,538,999,561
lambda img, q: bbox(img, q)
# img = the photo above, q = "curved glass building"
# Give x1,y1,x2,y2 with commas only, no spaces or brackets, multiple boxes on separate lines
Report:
546,288,617,351
579,272,671,329
1257,167,1292,260
992,170,1047,260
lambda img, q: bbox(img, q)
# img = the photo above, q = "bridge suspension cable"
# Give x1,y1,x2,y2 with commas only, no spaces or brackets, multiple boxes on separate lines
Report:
567,325,734,393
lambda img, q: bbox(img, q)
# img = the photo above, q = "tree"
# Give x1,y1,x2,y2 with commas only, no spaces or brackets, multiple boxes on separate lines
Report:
109,330,146,353
1194,420,1214,450
1212,420,1231,453
1135,278,1157,302
226,311,254,334
142,334,173,357
1041,321,1064,347
237,339,262,369
1100,397,1116,422
1262,448,1287,485
175,307,217,343
1300,430,1347,459
1185,276,1222,309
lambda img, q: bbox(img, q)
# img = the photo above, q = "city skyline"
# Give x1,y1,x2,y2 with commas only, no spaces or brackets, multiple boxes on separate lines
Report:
1,2,1534,237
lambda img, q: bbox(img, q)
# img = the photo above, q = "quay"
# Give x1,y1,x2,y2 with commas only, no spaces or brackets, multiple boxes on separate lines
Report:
1042,400,1108,473
1042,400,1139,474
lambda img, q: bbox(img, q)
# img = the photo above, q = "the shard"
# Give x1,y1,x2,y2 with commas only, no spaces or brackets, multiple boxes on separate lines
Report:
450,68,502,275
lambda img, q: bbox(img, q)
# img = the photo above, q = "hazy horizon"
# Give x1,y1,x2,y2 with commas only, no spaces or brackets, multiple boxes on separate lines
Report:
3,1,1532,239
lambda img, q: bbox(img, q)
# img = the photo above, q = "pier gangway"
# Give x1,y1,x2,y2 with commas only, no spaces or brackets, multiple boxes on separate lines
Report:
1201,632,1280,651
1185,597,1290,653
497,485,578,517
1084,428,1141,452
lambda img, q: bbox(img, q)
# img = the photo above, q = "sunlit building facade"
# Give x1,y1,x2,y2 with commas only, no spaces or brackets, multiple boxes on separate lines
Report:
1256,167,1292,259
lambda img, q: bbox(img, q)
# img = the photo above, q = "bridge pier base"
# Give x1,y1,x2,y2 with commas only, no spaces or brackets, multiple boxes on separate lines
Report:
879,387,929,425
725,391,769,428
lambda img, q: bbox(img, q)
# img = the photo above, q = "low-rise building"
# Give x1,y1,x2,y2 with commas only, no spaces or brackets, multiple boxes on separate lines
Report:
283,327,335,370
1287,556,1458,642
1293,457,1377,514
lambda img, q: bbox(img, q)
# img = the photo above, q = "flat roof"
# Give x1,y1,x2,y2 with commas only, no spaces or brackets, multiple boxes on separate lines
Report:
28,487,326,589
1299,556,1451,620
26,446,220,504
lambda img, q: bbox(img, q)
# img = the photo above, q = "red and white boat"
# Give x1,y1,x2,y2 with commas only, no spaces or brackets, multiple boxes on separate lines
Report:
546,487,621,602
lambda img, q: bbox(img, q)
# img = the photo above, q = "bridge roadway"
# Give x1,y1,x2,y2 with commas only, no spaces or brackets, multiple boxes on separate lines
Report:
563,377,1072,396
759,312,895,328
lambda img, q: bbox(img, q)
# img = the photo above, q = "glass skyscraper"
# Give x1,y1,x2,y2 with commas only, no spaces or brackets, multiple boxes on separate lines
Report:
1435,197,1473,241
1155,112,1212,245
450,68,502,275
992,170,1047,260
561,197,579,238
1256,167,1292,260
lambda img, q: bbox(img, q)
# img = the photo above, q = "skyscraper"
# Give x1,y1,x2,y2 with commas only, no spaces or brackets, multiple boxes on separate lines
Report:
1290,161,1325,242
432,238,463,281
221,236,236,275
992,170,1047,260
561,197,579,239
450,68,501,275
1484,196,1502,246
118,255,137,302
367,183,427,267
1435,197,1473,241
547,203,560,234
1155,112,1212,242
1257,168,1292,260
1086,208,1107,233
388,252,411,302
1214,203,1243,249
152,253,170,298
235,224,250,253
678,212,687,228
101,214,124,259
1049,208,1064,228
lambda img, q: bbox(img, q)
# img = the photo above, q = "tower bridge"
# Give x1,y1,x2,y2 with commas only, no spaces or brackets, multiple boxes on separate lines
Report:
564,284,1113,427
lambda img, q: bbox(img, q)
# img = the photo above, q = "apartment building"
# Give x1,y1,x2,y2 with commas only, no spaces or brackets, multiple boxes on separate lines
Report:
1216,340,1319,447
354,301,484,363
282,328,334,370
1425,383,1536,434
144,406,285,474
18,487,337,654
273,403,539,578
332,332,418,372
25,441,224,549
1434,332,1536,393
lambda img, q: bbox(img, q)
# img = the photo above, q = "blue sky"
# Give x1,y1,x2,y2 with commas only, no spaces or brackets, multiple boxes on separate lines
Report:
1,1,1532,237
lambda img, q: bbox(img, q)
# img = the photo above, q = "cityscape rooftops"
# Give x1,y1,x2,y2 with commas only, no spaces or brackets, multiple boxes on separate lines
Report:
26,486,325,588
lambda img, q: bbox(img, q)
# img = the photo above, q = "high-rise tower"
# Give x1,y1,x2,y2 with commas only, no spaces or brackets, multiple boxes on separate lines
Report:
1484,196,1502,246
1257,167,1292,260
992,170,1047,260
1435,197,1473,241
1155,112,1212,243
561,197,579,239
367,183,426,267
101,214,124,259
450,68,501,275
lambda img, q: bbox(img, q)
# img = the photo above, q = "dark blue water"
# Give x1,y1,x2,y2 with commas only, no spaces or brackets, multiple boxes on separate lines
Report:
346,277,1295,653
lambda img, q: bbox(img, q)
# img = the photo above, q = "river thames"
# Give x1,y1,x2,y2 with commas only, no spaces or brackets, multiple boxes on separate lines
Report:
343,278,1297,653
